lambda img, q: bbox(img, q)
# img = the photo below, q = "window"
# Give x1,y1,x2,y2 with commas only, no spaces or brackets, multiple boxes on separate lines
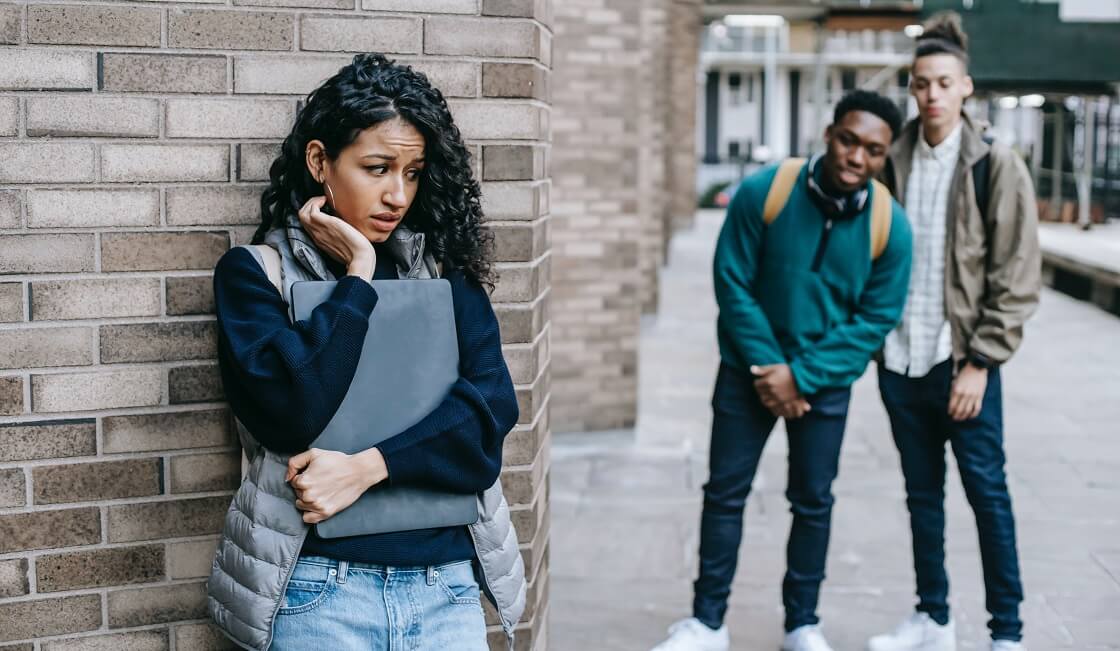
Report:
841,69,857,91
746,74,754,102
729,141,741,159
728,72,743,106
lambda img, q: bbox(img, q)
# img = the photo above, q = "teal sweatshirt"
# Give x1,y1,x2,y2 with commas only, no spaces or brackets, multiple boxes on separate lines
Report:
713,161,913,395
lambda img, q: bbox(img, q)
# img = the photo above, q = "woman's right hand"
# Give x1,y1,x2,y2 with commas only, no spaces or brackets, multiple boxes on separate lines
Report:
286,447,388,525
297,196,376,281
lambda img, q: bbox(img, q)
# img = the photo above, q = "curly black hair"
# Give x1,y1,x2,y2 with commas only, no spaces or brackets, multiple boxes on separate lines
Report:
253,53,494,287
833,89,904,141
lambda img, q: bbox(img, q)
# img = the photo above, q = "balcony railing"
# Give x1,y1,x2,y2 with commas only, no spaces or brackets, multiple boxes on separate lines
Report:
702,25,913,56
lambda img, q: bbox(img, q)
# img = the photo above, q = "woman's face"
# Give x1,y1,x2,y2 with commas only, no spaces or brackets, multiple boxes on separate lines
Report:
306,117,426,244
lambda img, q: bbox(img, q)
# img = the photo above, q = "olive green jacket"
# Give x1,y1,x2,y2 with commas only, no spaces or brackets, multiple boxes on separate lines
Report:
883,114,1042,365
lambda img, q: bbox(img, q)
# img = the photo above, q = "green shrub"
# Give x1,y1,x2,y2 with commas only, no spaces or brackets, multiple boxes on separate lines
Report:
699,180,732,208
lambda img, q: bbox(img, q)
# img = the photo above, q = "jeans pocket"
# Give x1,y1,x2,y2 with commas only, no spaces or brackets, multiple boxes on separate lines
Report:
277,560,336,615
435,561,481,606
711,364,754,414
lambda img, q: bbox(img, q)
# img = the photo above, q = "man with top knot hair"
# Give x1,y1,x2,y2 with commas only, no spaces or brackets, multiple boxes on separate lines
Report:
869,11,1041,651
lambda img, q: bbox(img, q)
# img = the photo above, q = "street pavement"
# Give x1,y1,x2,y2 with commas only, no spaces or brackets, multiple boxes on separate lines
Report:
550,210,1120,651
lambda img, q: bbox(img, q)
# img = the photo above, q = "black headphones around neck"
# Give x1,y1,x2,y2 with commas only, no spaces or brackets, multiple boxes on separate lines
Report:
805,154,869,221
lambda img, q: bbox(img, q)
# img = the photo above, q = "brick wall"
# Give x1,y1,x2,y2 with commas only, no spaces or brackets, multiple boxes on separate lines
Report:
667,0,701,232
550,0,644,432
638,0,670,316
0,2,551,650
549,0,700,433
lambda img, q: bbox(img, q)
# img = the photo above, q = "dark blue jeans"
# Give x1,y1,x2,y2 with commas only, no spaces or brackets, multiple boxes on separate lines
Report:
878,360,1024,642
693,363,850,633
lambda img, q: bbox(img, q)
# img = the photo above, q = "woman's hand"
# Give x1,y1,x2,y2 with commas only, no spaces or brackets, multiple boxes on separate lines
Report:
297,196,376,280
286,448,389,524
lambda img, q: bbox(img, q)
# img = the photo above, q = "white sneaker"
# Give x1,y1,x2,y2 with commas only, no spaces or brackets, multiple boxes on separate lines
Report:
782,625,835,651
991,641,1025,651
867,612,957,651
650,617,730,651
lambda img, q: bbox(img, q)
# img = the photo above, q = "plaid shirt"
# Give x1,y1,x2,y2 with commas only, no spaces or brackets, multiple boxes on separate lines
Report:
883,123,963,377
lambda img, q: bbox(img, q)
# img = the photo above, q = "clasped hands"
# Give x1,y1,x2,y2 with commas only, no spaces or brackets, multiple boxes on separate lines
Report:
750,364,812,420
285,448,389,524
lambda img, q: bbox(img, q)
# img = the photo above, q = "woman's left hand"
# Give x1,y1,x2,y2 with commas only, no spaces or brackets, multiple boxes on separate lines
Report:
286,448,389,524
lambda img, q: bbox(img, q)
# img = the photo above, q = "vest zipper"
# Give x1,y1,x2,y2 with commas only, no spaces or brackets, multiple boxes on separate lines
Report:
811,218,833,272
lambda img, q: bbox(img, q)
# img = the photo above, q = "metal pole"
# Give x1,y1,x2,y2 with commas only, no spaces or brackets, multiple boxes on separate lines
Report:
1104,98,1115,221
1030,102,1044,189
764,23,778,150
861,65,900,93
812,19,827,148
1077,98,1096,230
1050,105,1065,221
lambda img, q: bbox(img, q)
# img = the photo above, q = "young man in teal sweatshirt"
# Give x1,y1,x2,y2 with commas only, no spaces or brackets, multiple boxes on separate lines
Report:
652,91,912,651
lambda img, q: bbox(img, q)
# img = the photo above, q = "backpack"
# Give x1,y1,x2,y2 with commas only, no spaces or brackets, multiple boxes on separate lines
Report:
972,134,994,225
762,158,894,260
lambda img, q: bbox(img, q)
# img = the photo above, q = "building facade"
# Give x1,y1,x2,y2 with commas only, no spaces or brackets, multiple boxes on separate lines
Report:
696,16,913,193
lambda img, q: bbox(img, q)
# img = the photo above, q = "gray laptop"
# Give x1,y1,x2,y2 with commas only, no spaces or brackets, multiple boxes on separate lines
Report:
291,279,479,538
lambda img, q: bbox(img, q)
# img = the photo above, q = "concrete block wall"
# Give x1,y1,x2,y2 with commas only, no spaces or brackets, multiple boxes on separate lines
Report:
0,2,551,649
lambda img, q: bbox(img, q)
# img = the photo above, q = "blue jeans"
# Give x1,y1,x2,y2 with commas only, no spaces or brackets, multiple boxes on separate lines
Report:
269,555,488,650
879,360,1024,642
693,363,850,633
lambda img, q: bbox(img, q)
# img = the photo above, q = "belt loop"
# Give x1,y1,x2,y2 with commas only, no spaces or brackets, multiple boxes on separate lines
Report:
426,565,437,586
336,560,349,584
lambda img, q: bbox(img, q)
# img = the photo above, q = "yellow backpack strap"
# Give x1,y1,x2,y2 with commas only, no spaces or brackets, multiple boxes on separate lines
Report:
869,179,893,260
762,158,807,225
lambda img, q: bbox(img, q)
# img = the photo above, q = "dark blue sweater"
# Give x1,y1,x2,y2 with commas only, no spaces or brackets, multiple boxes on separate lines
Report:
213,246,518,566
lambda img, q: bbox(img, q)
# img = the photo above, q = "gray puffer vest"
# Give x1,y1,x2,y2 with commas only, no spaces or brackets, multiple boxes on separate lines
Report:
206,214,526,650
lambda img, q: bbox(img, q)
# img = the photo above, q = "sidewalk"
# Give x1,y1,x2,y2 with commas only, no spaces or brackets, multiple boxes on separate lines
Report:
1039,222,1120,315
550,210,1120,650
1039,221,1120,279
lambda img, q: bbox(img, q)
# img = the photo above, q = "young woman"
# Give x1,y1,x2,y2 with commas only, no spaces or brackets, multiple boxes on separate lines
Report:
206,53,526,651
